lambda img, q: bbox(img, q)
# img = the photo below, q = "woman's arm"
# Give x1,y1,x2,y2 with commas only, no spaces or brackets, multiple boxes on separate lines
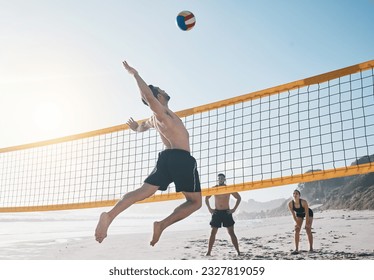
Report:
302,200,311,227
288,201,297,222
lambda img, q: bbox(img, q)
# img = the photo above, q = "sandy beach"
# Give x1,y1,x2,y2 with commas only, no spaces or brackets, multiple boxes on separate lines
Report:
1,208,373,260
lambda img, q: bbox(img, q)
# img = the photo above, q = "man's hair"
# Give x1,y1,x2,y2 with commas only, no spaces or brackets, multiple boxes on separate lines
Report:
294,189,301,196
217,173,226,178
142,85,159,106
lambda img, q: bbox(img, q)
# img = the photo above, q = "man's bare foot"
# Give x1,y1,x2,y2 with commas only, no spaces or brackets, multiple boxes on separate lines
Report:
150,221,163,246
206,252,211,256
95,212,111,243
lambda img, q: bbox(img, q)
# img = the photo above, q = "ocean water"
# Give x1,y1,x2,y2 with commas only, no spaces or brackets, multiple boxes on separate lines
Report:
0,207,212,249
0,203,260,260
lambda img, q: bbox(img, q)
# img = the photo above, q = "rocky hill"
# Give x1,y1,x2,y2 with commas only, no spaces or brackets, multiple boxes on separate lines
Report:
239,198,286,213
267,154,374,217
297,154,374,210
239,154,374,219
318,173,374,210
236,198,287,219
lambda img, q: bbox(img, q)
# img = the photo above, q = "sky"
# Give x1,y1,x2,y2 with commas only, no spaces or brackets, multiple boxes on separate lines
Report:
0,0,373,202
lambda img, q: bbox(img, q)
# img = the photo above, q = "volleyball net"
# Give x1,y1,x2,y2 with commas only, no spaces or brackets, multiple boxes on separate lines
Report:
1,60,374,212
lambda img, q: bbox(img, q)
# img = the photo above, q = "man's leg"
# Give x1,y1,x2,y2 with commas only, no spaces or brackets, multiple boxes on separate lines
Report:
206,227,218,256
95,183,159,243
227,226,240,255
150,191,202,246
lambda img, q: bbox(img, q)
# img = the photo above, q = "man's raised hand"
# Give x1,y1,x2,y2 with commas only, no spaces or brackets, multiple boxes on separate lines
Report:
122,61,138,76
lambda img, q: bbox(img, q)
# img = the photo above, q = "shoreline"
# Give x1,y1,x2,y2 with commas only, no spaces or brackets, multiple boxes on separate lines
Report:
1,209,373,260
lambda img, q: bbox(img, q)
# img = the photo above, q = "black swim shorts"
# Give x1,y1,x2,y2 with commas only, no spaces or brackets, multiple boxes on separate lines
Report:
210,209,235,228
144,149,201,192
296,208,314,219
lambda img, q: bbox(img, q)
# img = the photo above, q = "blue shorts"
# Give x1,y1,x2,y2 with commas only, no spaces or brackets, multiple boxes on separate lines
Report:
144,149,201,192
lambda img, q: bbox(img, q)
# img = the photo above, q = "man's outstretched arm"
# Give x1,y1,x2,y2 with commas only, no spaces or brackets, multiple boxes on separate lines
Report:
122,61,163,114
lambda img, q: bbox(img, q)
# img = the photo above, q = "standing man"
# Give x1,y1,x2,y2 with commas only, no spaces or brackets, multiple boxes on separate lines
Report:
205,173,241,256
95,61,202,246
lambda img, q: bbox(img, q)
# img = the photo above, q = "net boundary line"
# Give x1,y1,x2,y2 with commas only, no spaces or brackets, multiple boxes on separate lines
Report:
1,162,372,212
1,59,373,153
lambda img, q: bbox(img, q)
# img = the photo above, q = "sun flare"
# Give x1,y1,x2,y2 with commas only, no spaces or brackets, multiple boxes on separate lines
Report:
31,102,63,140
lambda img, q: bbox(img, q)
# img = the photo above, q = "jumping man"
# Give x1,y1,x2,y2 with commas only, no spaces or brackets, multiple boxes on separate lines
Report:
95,61,202,246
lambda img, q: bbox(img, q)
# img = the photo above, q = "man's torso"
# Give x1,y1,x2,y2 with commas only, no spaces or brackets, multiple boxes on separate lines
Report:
150,112,190,151
214,192,231,210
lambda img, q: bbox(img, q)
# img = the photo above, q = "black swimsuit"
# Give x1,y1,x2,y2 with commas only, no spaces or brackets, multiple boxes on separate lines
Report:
292,199,313,218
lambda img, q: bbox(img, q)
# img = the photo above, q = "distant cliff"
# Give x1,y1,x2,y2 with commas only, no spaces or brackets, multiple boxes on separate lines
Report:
236,198,287,219
239,154,374,219
239,198,286,213
298,154,374,210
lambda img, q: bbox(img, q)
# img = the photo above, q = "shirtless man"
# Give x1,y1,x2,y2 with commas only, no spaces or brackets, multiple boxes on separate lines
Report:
95,61,202,246
205,173,241,256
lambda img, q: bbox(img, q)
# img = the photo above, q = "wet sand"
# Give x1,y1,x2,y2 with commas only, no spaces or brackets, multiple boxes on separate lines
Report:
2,209,372,260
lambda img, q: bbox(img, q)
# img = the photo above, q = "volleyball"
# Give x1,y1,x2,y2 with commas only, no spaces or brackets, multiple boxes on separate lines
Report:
176,11,196,31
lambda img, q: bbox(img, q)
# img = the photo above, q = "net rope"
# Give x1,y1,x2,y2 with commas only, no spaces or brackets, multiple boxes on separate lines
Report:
1,60,374,212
